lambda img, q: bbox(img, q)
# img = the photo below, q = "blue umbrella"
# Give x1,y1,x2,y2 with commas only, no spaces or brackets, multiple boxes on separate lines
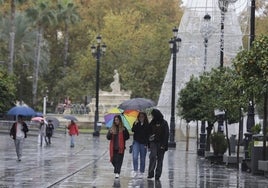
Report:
7,105,36,117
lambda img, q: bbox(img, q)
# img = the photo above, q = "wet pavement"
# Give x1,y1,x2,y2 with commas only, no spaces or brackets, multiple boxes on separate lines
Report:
0,130,268,188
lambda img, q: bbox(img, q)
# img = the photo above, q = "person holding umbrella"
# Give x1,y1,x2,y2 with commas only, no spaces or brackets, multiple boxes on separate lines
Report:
39,119,47,146
106,115,130,179
131,111,150,178
67,120,79,147
147,109,169,181
9,115,29,161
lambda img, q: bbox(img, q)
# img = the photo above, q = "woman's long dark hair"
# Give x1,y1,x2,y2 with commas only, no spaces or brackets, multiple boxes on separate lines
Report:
111,115,124,132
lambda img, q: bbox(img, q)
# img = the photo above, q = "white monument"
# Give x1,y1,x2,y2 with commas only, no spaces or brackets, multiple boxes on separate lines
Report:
89,70,131,122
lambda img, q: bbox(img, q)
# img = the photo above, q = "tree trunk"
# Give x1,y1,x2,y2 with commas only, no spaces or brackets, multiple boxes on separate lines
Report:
186,123,190,151
8,0,16,74
32,29,42,107
63,23,69,75
263,88,268,160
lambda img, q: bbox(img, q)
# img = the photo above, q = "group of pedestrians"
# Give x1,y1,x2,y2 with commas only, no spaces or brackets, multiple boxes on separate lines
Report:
106,108,169,181
39,119,54,146
9,108,167,181
9,115,79,162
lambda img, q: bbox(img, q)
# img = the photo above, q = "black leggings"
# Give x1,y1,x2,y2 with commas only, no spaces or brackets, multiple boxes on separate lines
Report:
112,150,124,174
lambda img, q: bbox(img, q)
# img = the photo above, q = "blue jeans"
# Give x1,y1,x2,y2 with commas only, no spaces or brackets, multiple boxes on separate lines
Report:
132,140,147,173
70,135,75,146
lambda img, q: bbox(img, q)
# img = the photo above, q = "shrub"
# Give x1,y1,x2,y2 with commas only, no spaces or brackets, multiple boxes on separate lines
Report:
210,132,228,156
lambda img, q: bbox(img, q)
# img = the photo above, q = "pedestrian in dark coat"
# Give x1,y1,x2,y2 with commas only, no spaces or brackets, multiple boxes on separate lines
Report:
45,120,54,145
10,115,29,161
147,109,169,181
107,115,129,179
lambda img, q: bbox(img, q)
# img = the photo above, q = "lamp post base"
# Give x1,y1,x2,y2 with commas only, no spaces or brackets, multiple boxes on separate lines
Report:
168,142,176,148
92,131,100,137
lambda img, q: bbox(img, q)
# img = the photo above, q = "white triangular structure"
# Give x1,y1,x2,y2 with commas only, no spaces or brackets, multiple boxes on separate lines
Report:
157,0,248,138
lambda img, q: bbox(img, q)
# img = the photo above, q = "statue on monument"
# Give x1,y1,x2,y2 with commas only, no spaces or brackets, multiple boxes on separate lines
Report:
110,69,121,93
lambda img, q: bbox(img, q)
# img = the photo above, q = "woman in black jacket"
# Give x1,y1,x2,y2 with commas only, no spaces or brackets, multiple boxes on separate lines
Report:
131,112,150,178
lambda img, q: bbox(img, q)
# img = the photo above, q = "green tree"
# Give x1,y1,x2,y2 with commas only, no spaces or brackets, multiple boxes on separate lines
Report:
0,69,16,113
57,0,80,74
26,0,56,107
178,67,245,124
7,0,28,74
234,35,268,153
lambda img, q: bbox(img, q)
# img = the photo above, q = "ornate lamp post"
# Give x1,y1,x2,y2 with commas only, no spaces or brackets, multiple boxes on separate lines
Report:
168,27,181,148
198,14,213,156
91,35,107,137
218,0,237,68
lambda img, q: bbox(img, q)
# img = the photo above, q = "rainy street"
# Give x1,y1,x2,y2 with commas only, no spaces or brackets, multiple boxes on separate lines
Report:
0,131,268,188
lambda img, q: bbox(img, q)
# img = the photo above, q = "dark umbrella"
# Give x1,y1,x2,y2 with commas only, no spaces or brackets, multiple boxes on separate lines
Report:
63,114,78,121
7,105,36,117
118,98,156,110
46,117,60,127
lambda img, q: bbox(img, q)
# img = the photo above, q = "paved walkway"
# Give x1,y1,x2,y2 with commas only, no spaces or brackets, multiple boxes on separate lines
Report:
0,130,268,188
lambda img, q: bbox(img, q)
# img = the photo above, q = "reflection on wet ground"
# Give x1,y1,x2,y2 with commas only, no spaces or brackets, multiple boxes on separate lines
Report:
0,131,267,187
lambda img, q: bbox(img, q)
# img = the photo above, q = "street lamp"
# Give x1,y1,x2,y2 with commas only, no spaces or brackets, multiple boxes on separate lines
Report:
200,14,214,71
168,27,181,148
218,0,237,67
91,35,107,137
244,0,256,160
198,14,213,156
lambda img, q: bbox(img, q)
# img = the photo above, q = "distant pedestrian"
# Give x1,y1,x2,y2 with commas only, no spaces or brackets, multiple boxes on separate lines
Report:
131,112,150,178
45,120,54,145
39,119,47,146
107,115,130,179
10,115,29,161
147,109,169,181
67,120,79,147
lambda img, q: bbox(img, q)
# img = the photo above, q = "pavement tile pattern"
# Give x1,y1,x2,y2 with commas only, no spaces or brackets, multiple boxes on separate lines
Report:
0,130,268,188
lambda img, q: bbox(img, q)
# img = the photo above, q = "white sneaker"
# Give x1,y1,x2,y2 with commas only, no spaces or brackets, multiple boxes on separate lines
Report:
131,171,138,178
115,173,120,178
138,172,144,179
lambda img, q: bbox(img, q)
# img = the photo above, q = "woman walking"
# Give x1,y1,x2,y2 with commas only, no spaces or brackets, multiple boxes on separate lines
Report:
107,115,129,179
131,112,150,178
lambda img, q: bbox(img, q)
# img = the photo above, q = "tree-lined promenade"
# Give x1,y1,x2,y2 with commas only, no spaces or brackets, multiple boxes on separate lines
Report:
0,0,268,114
0,0,183,113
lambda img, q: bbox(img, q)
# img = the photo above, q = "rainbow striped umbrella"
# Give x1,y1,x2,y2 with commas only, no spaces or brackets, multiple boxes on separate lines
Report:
104,108,139,130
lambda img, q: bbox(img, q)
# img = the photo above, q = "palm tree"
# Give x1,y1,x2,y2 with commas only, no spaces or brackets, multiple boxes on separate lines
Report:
0,12,50,105
26,0,56,107
57,0,80,74
8,0,28,74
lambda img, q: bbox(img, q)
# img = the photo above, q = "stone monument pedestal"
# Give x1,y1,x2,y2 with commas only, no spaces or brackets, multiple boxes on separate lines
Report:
88,70,131,125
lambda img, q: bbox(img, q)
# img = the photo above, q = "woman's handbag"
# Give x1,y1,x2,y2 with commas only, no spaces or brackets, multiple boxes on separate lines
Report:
129,144,133,153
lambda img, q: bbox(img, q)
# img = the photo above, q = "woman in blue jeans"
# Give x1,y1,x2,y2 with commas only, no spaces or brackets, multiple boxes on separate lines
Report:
131,112,150,178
